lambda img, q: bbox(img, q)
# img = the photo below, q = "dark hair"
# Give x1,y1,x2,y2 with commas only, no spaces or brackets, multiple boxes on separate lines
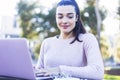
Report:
57,0,86,44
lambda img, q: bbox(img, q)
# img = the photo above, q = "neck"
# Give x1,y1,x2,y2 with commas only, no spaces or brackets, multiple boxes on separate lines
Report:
59,32,74,39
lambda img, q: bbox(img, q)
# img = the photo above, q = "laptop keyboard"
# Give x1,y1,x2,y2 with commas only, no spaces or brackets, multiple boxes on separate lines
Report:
35,72,53,80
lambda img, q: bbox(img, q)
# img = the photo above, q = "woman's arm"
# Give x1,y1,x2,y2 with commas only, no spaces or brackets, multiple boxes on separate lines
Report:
36,40,46,69
59,33,104,79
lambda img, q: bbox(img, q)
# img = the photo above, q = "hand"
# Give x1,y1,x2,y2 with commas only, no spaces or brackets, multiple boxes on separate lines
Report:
36,68,49,77
33,65,47,77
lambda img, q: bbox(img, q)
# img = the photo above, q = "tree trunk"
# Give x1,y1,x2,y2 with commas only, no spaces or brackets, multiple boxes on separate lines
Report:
94,0,102,46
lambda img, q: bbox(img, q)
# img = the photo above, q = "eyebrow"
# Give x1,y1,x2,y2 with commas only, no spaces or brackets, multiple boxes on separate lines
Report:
57,13,75,15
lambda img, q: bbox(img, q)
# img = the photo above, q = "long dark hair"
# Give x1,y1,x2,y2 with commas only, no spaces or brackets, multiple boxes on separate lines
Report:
57,0,86,44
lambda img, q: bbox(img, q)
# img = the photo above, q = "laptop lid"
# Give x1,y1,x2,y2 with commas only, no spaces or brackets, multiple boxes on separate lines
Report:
0,38,36,80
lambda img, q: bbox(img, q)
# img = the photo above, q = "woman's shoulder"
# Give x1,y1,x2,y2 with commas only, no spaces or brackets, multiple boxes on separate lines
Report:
42,36,57,43
79,33,97,41
79,33,99,46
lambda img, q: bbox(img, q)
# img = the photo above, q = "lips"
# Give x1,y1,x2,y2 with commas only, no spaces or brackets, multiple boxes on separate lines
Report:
61,25,69,29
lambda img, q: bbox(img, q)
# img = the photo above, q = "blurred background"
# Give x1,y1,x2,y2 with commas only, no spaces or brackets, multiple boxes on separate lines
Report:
0,0,120,79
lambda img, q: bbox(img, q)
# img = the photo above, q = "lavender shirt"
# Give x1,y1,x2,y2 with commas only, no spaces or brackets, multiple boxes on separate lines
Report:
36,33,104,79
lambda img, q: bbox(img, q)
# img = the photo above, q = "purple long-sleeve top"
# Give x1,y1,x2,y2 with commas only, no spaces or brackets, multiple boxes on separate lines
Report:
36,33,104,79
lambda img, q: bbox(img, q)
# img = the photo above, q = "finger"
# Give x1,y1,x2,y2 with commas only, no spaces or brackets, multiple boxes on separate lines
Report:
36,73,45,77
43,73,50,77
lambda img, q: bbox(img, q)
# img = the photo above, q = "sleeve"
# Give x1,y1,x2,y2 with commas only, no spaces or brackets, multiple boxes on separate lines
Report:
36,40,46,69
59,33,104,79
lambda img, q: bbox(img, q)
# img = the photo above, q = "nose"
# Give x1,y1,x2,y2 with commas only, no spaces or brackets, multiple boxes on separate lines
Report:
62,17,68,24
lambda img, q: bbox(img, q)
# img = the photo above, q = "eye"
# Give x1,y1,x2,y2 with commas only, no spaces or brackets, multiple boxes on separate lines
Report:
57,15,63,19
68,14,74,19
68,16,73,19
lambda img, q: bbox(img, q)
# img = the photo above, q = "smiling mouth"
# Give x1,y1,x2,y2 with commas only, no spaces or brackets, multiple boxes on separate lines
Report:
61,25,69,29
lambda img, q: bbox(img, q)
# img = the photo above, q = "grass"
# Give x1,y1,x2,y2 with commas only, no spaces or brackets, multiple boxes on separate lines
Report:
104,74,120,80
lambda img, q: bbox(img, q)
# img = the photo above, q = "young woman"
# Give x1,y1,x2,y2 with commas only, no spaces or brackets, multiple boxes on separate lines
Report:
36,0,104,79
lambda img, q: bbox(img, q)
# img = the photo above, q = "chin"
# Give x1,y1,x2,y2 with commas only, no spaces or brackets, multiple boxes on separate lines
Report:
63,29,73,33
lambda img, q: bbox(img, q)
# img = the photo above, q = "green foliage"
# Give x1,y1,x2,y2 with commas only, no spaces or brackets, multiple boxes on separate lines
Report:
81,1,106,35
81,6,97,34
33,42,41,59
35,6,59,38
17,0,38,39
100,35,111,60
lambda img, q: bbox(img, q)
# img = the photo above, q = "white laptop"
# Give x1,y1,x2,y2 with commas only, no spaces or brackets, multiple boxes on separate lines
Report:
0,38,52,80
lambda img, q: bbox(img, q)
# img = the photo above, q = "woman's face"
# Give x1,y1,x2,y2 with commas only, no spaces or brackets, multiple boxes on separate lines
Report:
56,5,77,34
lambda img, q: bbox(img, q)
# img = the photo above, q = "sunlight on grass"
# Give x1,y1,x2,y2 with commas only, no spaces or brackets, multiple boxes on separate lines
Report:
104,74,120,80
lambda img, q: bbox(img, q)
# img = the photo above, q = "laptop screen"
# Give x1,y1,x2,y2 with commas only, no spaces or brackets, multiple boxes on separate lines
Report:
0,38,36,80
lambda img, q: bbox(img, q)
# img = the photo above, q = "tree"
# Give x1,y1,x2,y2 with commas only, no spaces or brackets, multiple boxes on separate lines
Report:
81,0,109,64
94,0,102,45
100,35,112,60
17,1,59,40
117,6,120,16
34,5,59,39
17,0,38,39
81,0,106,42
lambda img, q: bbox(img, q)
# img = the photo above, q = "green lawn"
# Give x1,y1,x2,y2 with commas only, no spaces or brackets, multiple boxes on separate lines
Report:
104,74,120,80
